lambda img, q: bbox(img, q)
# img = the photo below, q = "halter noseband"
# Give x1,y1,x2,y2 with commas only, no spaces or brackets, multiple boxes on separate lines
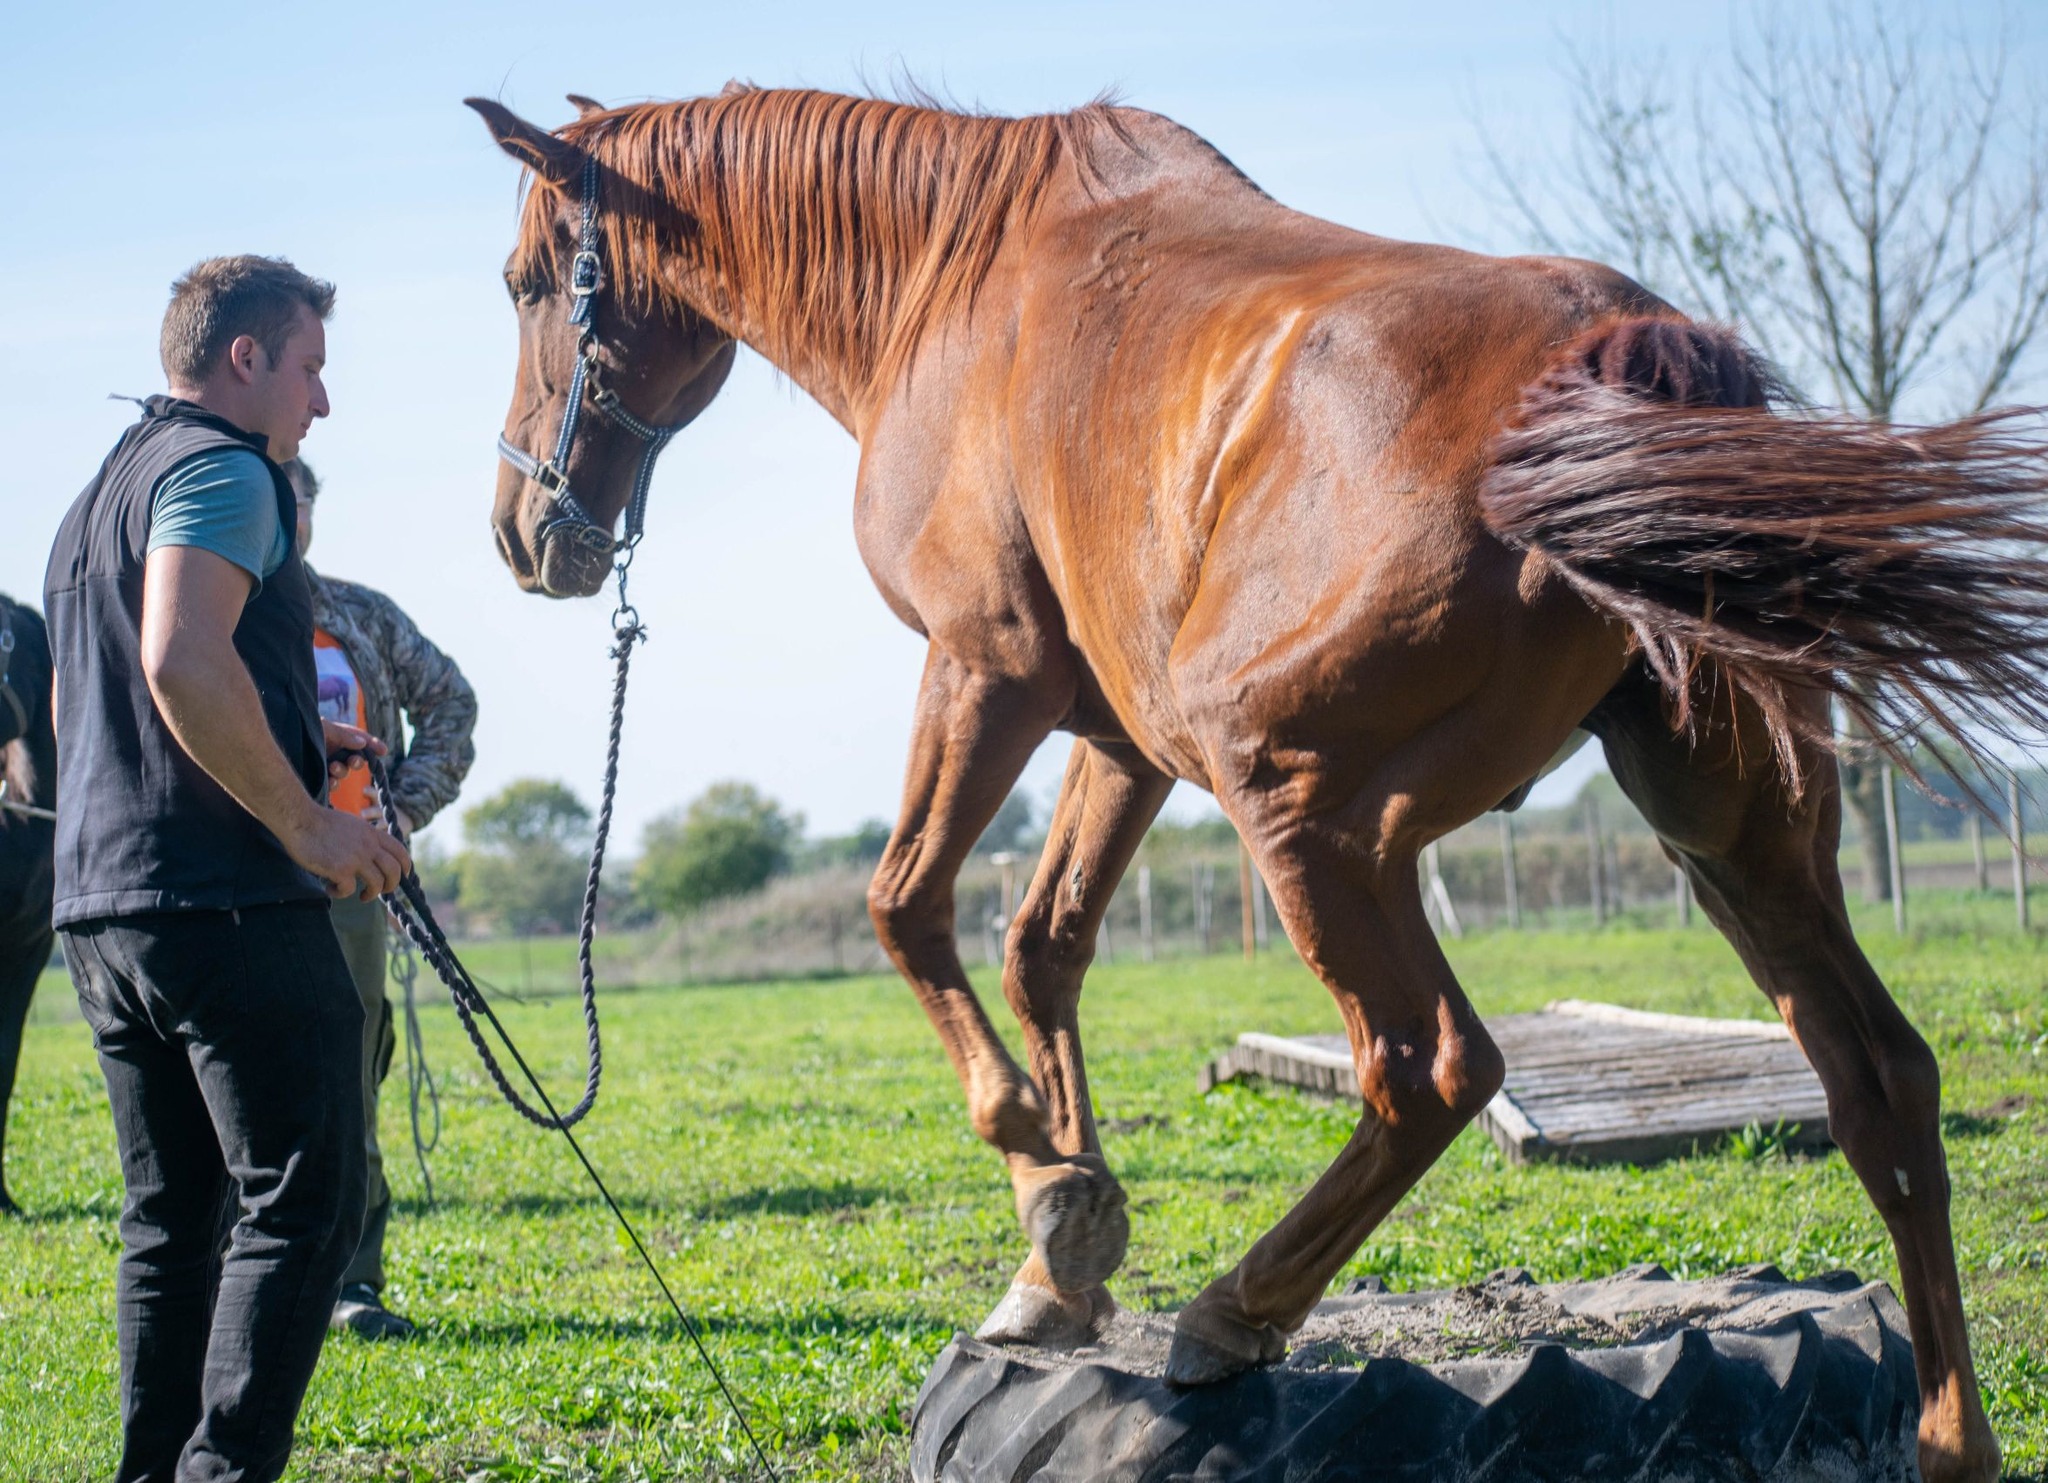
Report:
495,155,683,563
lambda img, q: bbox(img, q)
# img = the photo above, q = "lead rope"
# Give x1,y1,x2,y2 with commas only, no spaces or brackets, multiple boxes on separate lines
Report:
365,565,781,1483
372,610,634,1131
389,928,440,1206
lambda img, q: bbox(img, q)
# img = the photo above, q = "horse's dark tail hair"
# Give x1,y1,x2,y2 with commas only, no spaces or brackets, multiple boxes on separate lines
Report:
1479,315,2048,793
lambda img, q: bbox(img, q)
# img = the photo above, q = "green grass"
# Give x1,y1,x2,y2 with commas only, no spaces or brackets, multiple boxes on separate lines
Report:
5,894,2046,1480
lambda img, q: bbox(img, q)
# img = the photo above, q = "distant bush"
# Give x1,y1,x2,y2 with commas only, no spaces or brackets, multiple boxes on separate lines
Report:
636,781,803,918
453,778,593,935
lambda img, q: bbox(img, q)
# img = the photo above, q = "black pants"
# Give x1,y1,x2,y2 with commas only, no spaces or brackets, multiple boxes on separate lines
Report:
64,902,365,1483
328,897,394,1291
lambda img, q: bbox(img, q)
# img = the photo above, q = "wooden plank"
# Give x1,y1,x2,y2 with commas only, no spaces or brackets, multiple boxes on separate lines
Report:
1201,1001,1834,1167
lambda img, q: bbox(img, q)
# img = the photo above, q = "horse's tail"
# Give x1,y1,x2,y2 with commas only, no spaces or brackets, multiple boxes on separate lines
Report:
1478,315,2048,788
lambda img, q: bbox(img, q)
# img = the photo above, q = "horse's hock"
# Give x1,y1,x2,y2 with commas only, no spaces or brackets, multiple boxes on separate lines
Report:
910,1266,1917,1483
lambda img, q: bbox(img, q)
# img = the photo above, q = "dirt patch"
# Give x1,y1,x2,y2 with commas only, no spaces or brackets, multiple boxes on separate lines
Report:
1031,1266,1904,1378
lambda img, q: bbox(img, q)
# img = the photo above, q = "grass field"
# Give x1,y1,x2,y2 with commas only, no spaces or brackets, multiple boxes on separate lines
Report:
4,894,2046,1481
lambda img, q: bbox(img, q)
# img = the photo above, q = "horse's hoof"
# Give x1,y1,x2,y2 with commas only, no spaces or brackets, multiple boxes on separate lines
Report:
974,1279,1114,1348
1916,1383,2002,1483
1016,1159,1130,1292
1164,1294,1287,1387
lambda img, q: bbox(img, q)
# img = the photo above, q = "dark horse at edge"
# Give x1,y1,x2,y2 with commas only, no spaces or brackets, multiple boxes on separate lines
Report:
0,593,56,1215
469,88,2048,1482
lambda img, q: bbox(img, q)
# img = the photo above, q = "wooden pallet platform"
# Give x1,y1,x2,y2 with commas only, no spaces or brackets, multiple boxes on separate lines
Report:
1199,999,1833,1166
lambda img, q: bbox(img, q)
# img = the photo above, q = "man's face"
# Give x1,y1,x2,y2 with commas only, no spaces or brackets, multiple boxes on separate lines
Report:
246,306,329,461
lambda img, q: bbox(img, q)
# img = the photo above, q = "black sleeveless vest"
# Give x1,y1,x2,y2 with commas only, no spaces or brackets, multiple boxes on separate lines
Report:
43,397,328,926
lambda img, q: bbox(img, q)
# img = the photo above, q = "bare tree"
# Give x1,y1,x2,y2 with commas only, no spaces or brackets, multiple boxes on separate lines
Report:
1480,2,2048,900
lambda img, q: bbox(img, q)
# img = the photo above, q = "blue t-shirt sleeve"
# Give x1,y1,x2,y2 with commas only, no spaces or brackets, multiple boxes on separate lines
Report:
145,449,290,584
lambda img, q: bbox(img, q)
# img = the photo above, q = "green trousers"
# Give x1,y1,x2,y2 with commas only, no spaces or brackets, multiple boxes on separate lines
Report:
329,898,395,1292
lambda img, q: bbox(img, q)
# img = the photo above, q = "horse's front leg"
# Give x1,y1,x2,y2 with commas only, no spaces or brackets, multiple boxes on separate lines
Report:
866,649,1126,1292
976,738,1172,1346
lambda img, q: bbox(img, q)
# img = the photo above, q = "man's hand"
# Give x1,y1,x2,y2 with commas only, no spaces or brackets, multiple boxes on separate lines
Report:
322,718,386,786
283,806,411,902
315,720,409,895
363,801,416,842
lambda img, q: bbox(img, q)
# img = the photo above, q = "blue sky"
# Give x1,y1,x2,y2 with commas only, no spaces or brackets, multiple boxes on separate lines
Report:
1,1,2031,846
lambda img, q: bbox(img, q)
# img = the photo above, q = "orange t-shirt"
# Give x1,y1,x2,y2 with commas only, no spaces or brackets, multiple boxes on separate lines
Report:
313,630,374,817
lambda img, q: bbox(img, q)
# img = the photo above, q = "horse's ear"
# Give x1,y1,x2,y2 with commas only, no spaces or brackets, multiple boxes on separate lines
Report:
566,94,605,119
465,97,580,190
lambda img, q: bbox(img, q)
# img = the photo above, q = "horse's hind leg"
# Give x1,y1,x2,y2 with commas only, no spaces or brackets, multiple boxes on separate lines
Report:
867,651,1129,1293
1592,673,2000,1483
977,738,1172,1345
1166,781,1506,1383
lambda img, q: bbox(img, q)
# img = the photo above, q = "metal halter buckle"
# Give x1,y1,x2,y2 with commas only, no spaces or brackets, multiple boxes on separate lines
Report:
569,249,601,298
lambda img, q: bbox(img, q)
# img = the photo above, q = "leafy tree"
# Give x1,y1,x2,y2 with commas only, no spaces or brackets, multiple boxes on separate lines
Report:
410,835,463,916
456,778,593,934
636,781,803,917
797,817,893,872
1480,1,2048,900
463,778,591,852
975,788,1036,855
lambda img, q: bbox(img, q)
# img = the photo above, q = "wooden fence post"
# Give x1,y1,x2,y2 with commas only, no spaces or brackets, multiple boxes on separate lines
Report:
1674,864,1690,927
1499,813,1521,929
2011,768,2029,931
1239,844,1256,960
1882,764,1906,933
1250,864,1270,950
1585,799,1606,927
1423,840,1463,939
1138,864,1155,963
1969,809,1988,893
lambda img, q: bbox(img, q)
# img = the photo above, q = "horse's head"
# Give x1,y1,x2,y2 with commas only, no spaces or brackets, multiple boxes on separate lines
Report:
468,97,736,598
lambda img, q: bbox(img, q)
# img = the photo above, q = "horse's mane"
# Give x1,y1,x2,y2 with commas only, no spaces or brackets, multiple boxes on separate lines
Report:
512,88,1120,392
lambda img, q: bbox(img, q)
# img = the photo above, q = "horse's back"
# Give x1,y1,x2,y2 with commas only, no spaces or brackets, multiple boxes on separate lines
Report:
1002,168,1652,791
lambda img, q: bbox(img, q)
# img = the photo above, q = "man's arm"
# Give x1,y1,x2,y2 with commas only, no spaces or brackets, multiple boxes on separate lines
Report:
140,545,409,899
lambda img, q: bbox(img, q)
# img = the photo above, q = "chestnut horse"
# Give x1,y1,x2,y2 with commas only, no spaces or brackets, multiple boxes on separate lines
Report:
470,88,2048,1481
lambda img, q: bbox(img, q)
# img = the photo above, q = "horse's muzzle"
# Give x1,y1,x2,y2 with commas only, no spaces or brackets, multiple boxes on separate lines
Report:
538,527,616,598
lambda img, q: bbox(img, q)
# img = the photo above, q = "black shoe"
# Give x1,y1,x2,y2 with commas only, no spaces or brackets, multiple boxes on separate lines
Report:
330,1283,417,1340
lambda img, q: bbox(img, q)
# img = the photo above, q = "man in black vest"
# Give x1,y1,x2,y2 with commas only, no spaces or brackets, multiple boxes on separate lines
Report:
44,255,410,1483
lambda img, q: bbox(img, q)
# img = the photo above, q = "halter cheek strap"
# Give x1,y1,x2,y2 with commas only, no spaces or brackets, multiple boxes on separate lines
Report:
495,154,683,563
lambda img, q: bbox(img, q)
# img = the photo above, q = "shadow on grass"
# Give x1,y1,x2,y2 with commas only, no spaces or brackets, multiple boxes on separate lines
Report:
692,1182,892,1219
391,1181,894,1223
8,1199,121,1224
424,1305,957,1348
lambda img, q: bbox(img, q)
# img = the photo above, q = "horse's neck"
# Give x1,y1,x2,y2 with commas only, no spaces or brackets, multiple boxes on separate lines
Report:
699,108,1265,429
675,103,1111,427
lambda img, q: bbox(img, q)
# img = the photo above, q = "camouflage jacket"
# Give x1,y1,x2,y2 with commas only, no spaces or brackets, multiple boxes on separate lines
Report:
308,569,477,831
